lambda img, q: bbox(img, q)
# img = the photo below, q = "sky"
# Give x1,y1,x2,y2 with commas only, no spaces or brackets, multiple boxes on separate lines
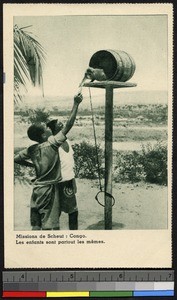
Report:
14,15,168,97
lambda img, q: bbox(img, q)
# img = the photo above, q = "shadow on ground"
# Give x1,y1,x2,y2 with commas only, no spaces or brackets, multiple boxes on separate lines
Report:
86,220,125,230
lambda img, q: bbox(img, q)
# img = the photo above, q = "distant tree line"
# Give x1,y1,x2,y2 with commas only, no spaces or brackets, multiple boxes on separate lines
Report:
14,104,168,125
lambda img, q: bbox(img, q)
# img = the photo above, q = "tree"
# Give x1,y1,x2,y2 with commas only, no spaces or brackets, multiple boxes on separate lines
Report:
14,25,46,103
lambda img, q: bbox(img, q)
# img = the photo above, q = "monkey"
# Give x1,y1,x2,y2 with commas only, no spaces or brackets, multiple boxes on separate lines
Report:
79,67,107,87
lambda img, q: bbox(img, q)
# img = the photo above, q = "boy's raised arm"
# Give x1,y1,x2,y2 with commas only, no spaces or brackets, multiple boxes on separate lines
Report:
61,93,83,136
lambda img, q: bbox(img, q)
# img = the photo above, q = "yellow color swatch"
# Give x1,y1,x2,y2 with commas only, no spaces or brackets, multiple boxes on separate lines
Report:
47,291,89,297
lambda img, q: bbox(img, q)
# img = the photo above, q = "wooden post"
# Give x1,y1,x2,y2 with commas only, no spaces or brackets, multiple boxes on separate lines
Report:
83,81,137,230
104,85,113,230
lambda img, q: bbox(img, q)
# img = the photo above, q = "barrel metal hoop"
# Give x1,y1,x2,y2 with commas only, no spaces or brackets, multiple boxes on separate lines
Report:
108,49,124,81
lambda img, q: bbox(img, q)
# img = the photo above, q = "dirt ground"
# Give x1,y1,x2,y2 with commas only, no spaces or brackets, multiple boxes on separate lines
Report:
14,179,168,231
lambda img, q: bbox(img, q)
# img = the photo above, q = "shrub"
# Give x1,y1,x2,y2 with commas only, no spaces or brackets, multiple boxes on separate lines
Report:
14,147,35,184
72,141,104,179
14,163,35,185
14,141,167,185
141,142,167,185
21,107,50,124
114,151,145,183
113,142,167,185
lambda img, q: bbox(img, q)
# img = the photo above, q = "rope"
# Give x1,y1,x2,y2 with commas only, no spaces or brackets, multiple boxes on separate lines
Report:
88,88,115,207
95,190,115,207
88,88,102,191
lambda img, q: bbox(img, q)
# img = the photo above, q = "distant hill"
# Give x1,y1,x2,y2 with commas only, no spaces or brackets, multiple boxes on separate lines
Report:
16,90,168,111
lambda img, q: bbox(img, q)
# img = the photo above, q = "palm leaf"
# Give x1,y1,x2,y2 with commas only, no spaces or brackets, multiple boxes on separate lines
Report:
14,77,23,104
21,32,46,86
14,43,30,84
15,26,46,80
14,24,46,103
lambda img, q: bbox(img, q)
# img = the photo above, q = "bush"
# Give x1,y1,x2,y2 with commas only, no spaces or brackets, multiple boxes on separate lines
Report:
113,142,167,185
14,147,35,184
114,151,145,183
72,141,104,179
21,107,50,124
14,141,167,185
141,142,167,185
14,163,35,185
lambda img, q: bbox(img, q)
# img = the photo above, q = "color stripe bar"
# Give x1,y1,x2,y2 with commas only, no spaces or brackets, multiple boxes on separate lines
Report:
3,291,46,298
47,291,89,297
90,291,133,297
134,290,174,297
154,282,174,290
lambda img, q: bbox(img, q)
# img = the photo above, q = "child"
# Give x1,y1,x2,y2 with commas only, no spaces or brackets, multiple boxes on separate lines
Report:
14,93,83,230
47,119,78,230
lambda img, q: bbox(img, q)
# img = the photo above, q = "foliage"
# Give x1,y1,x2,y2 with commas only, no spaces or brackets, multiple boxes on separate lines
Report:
72,142,104,179
14,142,167,185
113,104,168,124
141,142,167,185
14,147,34,184
14,162,35,185
114,142,167,185
15,103,168,125
21,107,50,124
14,25,46,103
114,151,145,183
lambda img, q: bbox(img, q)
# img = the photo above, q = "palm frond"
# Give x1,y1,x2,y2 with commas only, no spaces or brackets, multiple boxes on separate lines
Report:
14,43,30,84
14,24,46,103
14,77,23,104
19,25,33,30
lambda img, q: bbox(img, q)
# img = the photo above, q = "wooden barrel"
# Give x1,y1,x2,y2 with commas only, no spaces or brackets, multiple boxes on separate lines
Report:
89,50,136,82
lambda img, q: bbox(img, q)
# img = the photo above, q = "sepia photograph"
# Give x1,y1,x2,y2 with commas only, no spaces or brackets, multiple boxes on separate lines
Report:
3,4,172,268
14,14,169,231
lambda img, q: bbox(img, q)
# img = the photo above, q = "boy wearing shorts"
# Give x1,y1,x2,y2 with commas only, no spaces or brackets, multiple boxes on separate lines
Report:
47,119,78,230
14,93,83,230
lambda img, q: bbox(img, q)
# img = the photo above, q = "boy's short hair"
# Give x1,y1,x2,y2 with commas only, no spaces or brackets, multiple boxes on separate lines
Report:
27,124,45,142
46,119,57,134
